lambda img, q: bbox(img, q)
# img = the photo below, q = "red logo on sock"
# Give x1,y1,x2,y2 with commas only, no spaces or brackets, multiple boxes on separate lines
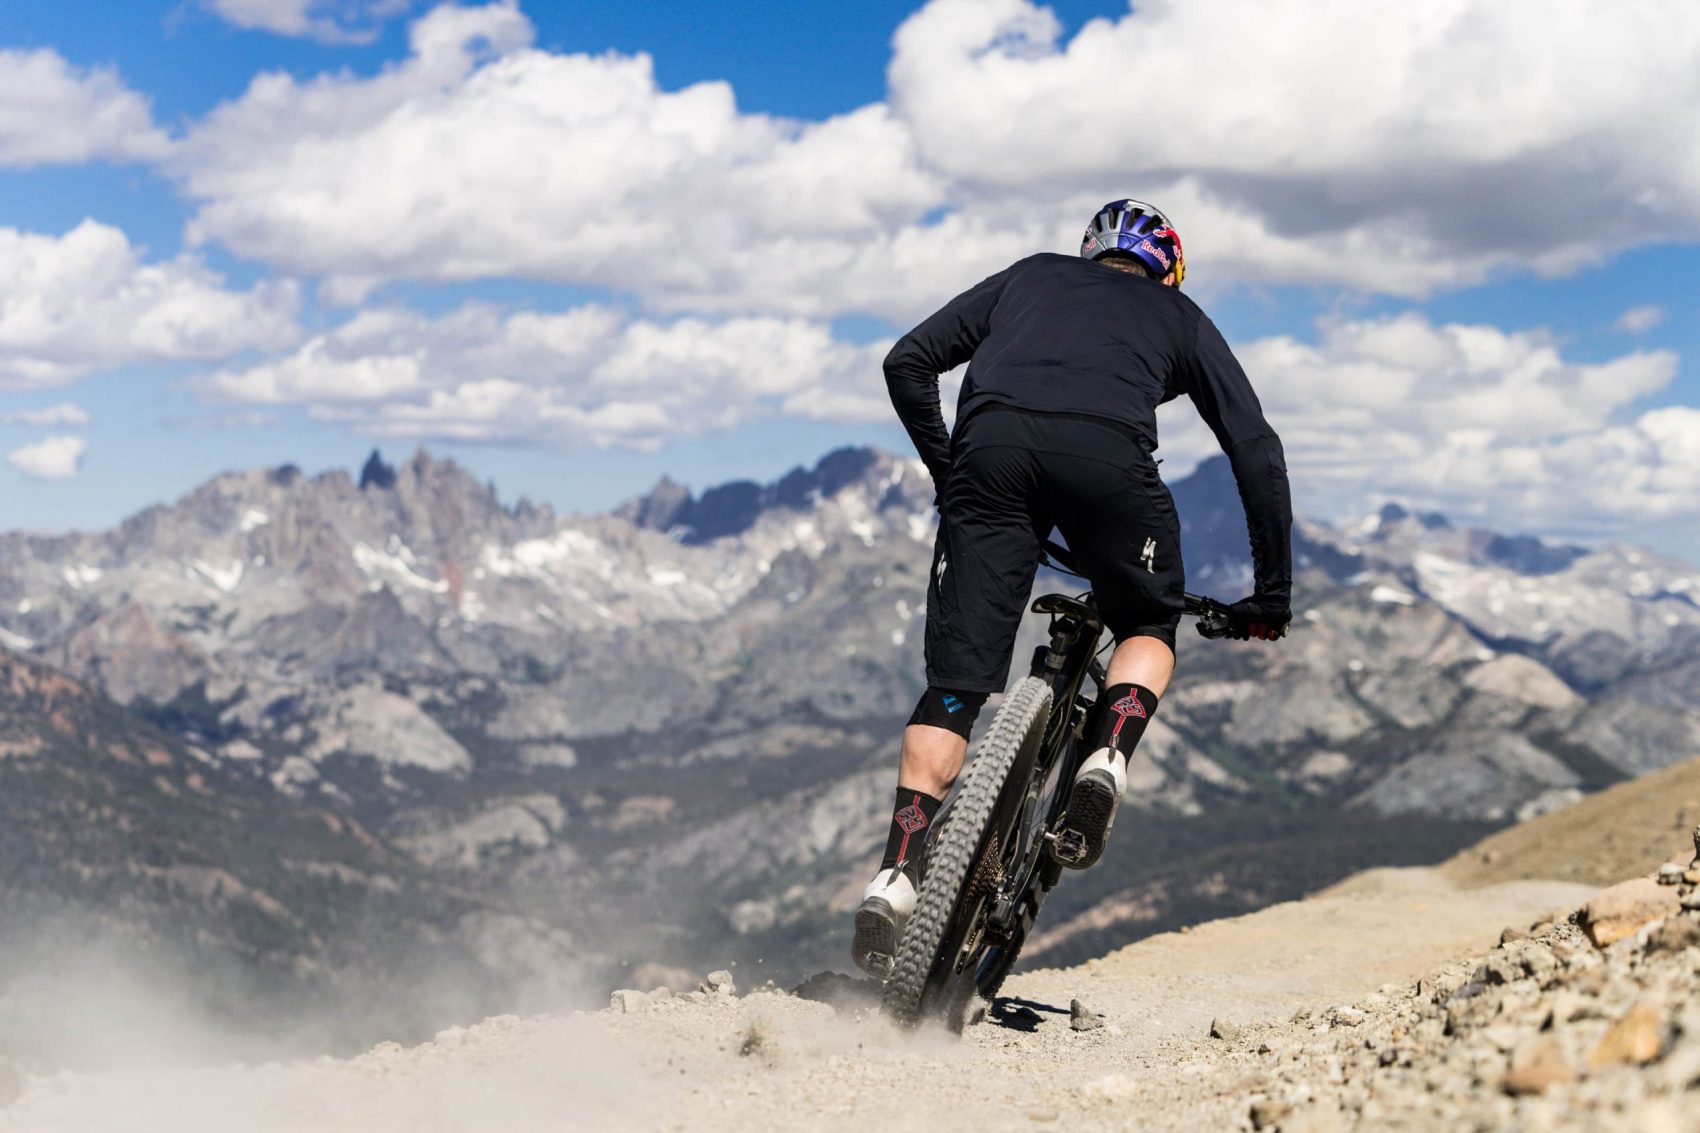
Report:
1111,695,1147,720
894,804,929,834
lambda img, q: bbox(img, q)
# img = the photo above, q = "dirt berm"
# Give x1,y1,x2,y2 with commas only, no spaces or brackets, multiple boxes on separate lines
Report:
1441,755,1700,889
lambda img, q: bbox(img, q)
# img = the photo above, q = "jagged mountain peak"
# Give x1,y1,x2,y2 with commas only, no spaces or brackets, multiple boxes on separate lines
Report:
360,449,398,490
1366,501,1450,531
613,475,691,531
1327,501,1593,580
1475,531,1588,576
618,446,891,545
105,447,501,536
358,446,499,506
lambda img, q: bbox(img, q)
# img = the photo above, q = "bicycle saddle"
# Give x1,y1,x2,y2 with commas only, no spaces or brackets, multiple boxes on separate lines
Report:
1031,593,1098,621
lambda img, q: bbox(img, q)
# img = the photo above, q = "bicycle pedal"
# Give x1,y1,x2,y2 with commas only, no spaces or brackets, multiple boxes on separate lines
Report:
1048,829,1089,867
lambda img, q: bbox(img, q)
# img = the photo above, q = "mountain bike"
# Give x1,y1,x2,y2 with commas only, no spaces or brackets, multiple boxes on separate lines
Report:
880,539,1252,1029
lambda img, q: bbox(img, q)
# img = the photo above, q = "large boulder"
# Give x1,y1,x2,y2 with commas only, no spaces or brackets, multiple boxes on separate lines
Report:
1576,877,1680,947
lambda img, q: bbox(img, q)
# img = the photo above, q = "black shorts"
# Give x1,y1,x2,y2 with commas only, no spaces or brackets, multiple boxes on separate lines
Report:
924,406,1185,694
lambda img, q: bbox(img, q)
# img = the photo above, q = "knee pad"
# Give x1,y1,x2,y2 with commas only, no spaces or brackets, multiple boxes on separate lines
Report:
907,686,988,740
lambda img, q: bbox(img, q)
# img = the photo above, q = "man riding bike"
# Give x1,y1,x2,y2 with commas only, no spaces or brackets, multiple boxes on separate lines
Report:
853,199,1293,978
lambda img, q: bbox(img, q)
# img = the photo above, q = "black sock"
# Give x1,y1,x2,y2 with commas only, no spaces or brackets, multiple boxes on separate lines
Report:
879,788,942,875
1091,683,1160,756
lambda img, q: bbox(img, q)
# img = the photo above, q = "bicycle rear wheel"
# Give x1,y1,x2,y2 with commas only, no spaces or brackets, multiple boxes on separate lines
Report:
881,676,1052,1028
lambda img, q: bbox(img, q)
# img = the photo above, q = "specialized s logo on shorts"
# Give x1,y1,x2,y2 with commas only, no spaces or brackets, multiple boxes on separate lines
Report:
1140,538,1156,572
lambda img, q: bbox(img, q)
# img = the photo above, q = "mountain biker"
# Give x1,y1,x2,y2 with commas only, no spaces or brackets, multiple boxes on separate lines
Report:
853,199,1293,977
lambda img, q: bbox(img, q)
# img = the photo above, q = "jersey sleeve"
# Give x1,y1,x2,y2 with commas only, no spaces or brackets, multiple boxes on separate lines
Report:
1184,315,1294,602
882,266,1011,491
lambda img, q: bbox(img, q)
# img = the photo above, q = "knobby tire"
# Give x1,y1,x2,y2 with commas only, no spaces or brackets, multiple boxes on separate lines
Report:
881,676,1052,1027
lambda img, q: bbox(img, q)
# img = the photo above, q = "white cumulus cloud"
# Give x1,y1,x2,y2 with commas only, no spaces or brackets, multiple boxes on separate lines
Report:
1158,312,1691,539
162,0,1700,314
0,220,302,389
195,302,891,447
202,0,415,44
169,2,992,320
7,435,86,480
888,0,1700,296
0,48,168,167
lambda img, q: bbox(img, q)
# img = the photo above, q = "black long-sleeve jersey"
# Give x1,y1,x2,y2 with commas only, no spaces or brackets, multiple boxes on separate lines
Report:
884,251,1293,601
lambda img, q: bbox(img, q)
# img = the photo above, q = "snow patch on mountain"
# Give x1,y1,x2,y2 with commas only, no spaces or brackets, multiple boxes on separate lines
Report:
1370,584,1416,605
191,559,245,593
353,541,448,594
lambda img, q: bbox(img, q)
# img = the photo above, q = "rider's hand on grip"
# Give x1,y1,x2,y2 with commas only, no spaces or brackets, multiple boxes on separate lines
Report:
1225,595,1290,642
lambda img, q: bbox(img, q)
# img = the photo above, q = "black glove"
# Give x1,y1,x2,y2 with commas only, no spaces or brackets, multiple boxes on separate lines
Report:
1225,595,1290,642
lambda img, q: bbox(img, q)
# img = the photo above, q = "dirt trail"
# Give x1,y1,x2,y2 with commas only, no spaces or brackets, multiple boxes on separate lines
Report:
0,868,1590,1132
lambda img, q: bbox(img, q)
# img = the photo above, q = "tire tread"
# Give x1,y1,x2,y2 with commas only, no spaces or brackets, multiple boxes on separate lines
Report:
880,676,1052,1026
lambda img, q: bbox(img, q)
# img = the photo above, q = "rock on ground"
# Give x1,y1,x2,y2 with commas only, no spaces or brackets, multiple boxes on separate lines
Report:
1577,877,1681,946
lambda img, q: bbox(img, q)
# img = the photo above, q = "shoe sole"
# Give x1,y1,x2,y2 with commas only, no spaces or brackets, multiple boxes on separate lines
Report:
853,897,902,979
1061,770,1118,870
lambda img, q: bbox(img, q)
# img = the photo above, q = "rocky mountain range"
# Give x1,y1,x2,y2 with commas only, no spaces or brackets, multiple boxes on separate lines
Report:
2,445,1698,1048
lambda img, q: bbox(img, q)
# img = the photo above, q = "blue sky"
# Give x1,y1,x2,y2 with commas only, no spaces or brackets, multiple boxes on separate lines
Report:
2,0,1697,557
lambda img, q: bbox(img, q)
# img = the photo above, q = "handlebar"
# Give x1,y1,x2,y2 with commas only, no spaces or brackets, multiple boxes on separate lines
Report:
1041,539,1279,641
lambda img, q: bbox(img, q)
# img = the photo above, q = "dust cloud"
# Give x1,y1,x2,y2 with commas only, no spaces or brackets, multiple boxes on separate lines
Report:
0,912,598,1072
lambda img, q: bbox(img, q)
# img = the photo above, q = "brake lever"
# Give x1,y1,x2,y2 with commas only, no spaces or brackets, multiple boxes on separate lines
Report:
1194,607,1233,640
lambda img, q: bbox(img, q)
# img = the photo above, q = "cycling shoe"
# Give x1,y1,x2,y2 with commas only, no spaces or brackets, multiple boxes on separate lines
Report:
852,866,918,979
